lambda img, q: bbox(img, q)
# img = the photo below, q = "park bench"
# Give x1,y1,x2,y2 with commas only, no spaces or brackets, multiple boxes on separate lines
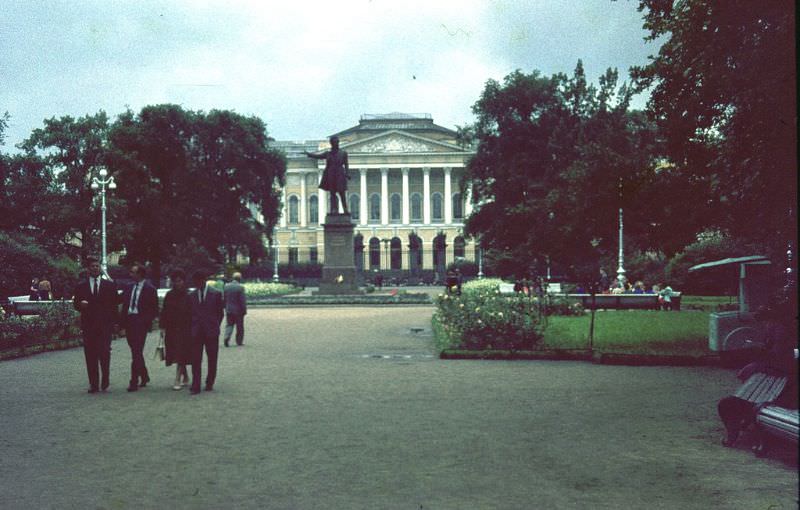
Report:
753,405,799,456
564,292,682,311
719,369,788,447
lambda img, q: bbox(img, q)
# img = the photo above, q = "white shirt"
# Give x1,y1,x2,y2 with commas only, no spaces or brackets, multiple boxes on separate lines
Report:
128,281,143,314
90,277,101,296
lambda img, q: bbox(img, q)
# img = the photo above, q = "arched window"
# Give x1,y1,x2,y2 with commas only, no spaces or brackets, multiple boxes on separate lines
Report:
369,193,381,222
390,193,402,222
349,193,360,221
369,237,381,269
309,195,318,224
452,193,463,221
390,237,402,270
432,193,443,222
288,195,299,225
454,236,466,258
411,193,422,222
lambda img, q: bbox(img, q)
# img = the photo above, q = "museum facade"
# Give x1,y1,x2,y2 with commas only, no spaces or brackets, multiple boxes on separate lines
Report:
269,113,478,280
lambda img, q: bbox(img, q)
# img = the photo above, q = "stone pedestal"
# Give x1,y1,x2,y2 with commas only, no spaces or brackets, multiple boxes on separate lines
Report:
316,213,363,295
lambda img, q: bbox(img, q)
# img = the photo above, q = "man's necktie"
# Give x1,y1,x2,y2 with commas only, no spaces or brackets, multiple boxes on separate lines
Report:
92,278,97,296
130,284,139,311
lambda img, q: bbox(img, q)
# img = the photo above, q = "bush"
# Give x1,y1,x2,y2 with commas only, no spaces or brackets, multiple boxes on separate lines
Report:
447,259,479,277
433,287,545,351
0,232,80,299
243,282,299,298
461,277,505,296
544,296,585,316
0,301,80,348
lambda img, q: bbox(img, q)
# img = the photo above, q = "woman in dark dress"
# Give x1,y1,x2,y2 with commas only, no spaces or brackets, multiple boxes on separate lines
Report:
160,269,192,390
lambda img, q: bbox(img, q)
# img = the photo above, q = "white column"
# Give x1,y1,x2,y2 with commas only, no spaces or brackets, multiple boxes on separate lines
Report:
444,167,453,224
464,182,473,216
299,172,307,227
359,168,368,226
380,167,389,225
317,170,327,219
422,167,431,225
401,168,410,225
280,186,287,227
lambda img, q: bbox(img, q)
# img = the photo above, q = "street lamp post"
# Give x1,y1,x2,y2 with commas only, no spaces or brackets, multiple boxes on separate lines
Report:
90,167,116,277
616,178,626,286
477,242,484,279
271,229,280,282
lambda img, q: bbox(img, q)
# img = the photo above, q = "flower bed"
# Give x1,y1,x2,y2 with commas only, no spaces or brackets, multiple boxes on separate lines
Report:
433,280,545,351
1,301,81,350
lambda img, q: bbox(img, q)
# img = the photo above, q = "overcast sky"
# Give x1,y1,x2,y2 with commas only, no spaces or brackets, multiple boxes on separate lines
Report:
1,0,658,150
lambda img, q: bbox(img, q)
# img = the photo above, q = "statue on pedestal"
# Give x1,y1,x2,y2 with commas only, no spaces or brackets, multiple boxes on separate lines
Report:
304,135,349,215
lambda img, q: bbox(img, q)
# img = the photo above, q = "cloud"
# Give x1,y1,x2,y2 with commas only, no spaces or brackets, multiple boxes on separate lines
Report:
0,0,654,149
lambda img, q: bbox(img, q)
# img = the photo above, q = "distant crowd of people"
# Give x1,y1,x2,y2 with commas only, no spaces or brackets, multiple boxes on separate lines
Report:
72,256,247,396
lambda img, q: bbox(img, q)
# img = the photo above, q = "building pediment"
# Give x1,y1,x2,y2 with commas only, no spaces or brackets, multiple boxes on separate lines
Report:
343,130,465,154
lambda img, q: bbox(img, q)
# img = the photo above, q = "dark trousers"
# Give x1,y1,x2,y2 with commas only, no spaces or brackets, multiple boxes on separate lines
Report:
224,313,245,345
191,333,219,390
83,330,111,390
718,396,757,445
126,315,150,385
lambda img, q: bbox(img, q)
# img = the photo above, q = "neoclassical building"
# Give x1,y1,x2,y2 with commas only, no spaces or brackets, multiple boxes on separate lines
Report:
270,113,477,280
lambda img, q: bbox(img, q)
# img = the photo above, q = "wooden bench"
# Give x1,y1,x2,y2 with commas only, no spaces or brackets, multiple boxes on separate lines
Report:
753,405,799,456
718,371,787,447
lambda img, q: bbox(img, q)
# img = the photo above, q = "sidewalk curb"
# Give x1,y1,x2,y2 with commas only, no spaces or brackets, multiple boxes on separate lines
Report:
440,349,721,366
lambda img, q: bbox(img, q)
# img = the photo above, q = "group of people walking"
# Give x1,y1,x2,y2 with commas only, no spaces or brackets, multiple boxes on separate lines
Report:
72,257,247,396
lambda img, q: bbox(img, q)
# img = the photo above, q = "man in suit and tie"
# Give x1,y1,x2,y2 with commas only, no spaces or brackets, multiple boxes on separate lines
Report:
120,263,159,392
72,257,119,393
190,271,224,395
223,272,247,347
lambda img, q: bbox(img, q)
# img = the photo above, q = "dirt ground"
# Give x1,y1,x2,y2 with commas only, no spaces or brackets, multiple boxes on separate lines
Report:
0,306,796,509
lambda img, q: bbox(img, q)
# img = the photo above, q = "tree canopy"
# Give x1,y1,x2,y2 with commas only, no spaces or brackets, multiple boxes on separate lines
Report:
631,0,797,261
4,105,286,283
463,62,674,280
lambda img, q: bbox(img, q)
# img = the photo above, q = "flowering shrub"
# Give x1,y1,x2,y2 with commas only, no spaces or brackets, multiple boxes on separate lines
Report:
0,302,80,348
461,278,505,297
544,297,585,316
244,282,299,298
433,286,545,351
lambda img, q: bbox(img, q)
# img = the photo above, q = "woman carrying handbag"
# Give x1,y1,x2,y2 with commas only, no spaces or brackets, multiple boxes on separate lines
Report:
159,269,193,390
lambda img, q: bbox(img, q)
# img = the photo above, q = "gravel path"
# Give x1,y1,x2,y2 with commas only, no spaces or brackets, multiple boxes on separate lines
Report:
0,306,796,509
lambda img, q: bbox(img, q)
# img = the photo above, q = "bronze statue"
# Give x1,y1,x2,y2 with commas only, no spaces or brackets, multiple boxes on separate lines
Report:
303,136,349,215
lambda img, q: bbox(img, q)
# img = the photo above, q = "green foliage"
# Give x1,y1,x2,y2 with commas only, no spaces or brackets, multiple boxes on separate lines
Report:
0,232,80,299
464,62,666,282
624,250,668,290
664,233,760,295
461,277,504,296
446,258,478,277
0,302,80,347
632,0,797,260
544,296,585,316
433,287,545,351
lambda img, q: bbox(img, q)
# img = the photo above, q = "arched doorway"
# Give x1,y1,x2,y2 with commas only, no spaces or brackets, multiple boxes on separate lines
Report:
369,237,381,270
408,233,422,275
390,237,402,270
433,233,447,281
354,233,364,272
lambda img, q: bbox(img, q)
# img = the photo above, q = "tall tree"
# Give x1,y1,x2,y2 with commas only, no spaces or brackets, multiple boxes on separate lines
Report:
631,0,797,260
18,112,115,259
108,104,285,282
464,63,666,279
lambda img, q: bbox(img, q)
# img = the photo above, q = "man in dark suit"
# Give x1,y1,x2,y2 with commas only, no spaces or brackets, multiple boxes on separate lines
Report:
190,271,224,395
223,272,247,347
72,257,119,393
120,263,159,392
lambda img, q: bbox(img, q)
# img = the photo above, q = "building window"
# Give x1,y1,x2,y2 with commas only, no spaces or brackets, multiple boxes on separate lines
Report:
390,193,402,223
390,237,402,270
349,193,360,221
309,247,318,264
309,195,318,224
408,233,422,272
411,193,422,222
454,236,466,258
432,193,443,222
369,237,381,270
452,193,463,220
369,193,381,222
288,247,299,265
288,195,299,225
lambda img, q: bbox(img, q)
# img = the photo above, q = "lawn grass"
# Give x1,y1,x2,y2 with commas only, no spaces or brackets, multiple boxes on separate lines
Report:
543,310,709,356
680,295,737,311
